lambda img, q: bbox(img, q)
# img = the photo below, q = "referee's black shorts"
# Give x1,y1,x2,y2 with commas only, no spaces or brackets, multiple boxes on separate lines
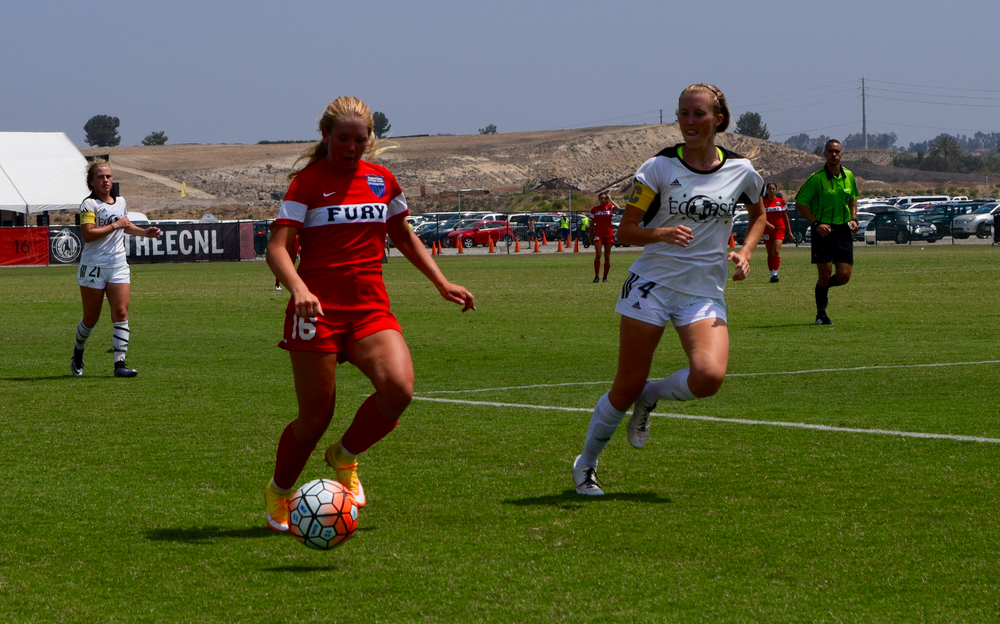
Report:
811,223,854,265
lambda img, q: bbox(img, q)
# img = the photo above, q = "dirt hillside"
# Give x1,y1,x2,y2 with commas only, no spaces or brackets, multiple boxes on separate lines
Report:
75,125,987,224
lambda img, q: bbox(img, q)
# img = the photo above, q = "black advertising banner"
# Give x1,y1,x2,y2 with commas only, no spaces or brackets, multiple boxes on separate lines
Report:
48,225,83,265
126,223,242,263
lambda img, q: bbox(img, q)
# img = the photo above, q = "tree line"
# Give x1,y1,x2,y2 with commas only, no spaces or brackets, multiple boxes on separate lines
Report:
733,110,1000,174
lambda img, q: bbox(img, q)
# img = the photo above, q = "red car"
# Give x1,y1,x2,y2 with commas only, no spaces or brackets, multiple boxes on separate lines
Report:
447,220,515,248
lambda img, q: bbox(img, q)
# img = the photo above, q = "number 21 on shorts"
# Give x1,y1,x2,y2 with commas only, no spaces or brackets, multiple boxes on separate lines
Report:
291,314,317,340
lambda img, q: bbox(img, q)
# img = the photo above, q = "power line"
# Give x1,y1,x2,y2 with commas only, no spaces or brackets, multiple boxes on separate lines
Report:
868,119,1000,135
867,78,1000,94
769,121,860,140
867,94,1000,109
867,86,1000,102
737,80,858,106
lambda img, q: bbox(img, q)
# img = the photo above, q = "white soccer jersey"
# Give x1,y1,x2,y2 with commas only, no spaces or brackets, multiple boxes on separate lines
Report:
79,195,129,267
625,145,763,297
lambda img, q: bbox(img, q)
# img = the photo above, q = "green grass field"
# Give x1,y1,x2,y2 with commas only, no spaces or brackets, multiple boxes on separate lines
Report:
2,244,999,623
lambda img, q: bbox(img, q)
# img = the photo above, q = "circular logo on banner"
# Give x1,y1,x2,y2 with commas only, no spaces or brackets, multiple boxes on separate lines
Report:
52,228,82,263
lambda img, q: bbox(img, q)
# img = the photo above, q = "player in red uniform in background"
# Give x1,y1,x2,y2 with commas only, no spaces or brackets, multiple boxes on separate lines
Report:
762,183,791,283
264,96,475,531
590,192,617,282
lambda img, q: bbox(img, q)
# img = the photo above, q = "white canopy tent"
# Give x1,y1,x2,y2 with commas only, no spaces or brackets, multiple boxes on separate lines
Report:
0,132,89,215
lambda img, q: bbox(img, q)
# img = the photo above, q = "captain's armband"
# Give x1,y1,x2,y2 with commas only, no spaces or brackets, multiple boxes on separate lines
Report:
626,180,657,213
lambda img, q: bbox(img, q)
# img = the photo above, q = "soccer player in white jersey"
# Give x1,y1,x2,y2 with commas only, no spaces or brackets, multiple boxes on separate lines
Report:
71,161,161,378
263,97,475,531
573,84,767,495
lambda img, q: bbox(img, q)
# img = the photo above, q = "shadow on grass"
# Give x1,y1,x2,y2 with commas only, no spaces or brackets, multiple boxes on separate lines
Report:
3,375,95,381
263,565,338,573
144,526,278,543
144,524,378,544
503,490,672,509
741,323,820,330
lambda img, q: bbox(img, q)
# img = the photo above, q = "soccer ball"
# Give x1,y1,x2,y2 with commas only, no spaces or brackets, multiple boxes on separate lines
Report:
288,479,358,550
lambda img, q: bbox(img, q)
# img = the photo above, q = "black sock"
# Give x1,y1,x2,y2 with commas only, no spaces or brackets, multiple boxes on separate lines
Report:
815,283,829,313
828,276,841,288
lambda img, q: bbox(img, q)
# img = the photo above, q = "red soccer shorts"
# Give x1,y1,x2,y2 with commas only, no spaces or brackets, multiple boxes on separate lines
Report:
761,228,786,243
279,307,402,359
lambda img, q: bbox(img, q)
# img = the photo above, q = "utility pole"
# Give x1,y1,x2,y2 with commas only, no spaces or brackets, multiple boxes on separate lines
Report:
659,109,663,124
861,77,868,150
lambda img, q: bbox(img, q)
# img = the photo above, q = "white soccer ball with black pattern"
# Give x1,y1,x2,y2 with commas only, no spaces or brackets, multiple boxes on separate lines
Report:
288,479,358,550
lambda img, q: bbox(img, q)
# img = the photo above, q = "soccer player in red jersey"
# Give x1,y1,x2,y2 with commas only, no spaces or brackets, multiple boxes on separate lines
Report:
762,182,791,282
589,192,617,282
263,96,475,531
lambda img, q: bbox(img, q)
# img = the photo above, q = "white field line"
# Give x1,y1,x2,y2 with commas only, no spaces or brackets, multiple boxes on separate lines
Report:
416,360,1000,395
411,396,1000,445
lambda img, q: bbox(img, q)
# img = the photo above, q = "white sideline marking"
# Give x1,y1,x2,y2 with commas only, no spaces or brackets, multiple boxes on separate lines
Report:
411,396,1000,445
417,360,1000,395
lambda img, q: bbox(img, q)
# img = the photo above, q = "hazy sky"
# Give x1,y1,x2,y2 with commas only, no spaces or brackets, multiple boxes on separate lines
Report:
3,0,999,149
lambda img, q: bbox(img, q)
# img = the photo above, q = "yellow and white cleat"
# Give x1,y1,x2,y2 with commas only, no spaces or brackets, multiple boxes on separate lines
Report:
264,480,294,531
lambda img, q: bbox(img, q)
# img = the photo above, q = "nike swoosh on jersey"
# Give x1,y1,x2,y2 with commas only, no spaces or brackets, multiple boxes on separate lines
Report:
323,191,337,197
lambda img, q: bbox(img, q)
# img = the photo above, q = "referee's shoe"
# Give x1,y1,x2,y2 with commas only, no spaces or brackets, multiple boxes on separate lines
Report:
815,312,833,325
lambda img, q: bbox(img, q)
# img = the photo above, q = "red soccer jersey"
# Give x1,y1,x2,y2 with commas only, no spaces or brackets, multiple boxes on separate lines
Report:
764,196,787,229
272,159,408,311
591,204,615,238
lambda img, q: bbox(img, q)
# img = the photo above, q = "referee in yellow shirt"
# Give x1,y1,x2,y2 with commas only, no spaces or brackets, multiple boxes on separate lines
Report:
794,139,859,325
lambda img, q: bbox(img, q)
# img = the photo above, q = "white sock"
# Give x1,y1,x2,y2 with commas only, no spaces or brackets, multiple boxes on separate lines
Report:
640,368,696,404
112,321,130,363
580,393,626,466
771,269,778,277
75,320,93,350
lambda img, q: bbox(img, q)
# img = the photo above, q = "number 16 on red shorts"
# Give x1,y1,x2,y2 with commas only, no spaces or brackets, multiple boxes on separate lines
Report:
279,308,402,354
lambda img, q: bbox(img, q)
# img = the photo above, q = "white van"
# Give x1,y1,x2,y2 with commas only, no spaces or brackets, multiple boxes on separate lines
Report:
127,212,150,227
891,196,949,208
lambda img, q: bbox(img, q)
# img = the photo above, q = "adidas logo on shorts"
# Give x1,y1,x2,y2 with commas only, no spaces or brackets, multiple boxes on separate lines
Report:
632,301,641,309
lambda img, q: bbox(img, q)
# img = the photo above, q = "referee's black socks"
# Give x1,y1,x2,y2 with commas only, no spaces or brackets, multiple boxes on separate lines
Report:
815,283,829,313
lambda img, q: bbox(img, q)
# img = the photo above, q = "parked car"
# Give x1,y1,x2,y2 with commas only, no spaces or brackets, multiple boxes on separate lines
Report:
731,211,752,245
890,195,950,208
949,202,1000,239
731,207,812,245
530,213,563,239
446,220,516,248
922,201,986,237
865,210,938,244
416,219,471,247
853,211,875,242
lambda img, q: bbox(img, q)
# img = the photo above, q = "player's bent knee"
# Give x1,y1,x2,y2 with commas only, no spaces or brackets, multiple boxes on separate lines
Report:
688,371,724,398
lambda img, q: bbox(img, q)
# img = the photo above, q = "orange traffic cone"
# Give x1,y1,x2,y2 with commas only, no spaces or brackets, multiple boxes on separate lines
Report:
533,238,540,252
542,232,548,245
557,238,564,252
430,241,437,256
488,236,495,253
515,238,521,252
729,233,736,249
457,236,464,254
573,237,580,252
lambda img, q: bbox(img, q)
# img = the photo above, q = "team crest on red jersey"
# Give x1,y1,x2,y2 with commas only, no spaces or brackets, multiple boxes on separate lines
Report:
366,175,386,198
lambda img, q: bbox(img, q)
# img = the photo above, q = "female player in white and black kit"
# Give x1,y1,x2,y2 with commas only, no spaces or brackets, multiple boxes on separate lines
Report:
71,160,161,378
572,84,767,495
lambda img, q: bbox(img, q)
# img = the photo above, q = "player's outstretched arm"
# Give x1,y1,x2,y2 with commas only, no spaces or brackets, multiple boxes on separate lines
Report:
387,217,476,312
